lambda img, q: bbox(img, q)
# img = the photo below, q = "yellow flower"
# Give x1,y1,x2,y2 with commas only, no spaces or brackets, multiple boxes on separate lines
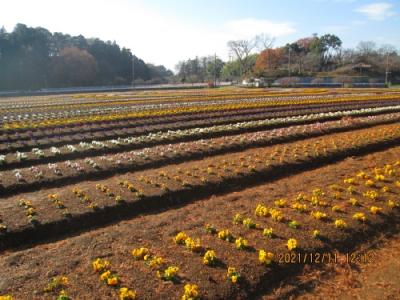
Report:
312,188,324,197
107,275,119,286
131,247,150,260
347,186,356,194
227,267,240,283
365,179,375,187
255,204,269,216
295,193,307,201
174,232,188,244
381,186,390,193
331,205,343,212
353,212,367,222
288,220,299,229
44,276,69,293
311,211,327,220
287,238,297,251
270,209,284,222
259,249,274,265
387,199,398,209
0,296,13,300
334,219,347,229
59,276,69,285
374,174,385,181
184,237,202,252
182,284,199,300
263,227,273,238
349,198,359,206
233,213,243,224
235,237,248,250
48,193,58,200
356,171,368,179
312,230,321,238
344,178,355,184
26,207,36,216
274,199,286,207
363,190,379,200
58,290,70,299
218,229,233,242
148,256,165,268
203,250,217,265
119,287,137,300
292,202,307,212
92,258,110,272
370,206,382,214
242,217,256,229
100,270,111,281
163,266,179,281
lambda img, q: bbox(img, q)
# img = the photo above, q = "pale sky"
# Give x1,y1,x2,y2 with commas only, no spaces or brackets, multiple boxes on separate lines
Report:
1,0,399,71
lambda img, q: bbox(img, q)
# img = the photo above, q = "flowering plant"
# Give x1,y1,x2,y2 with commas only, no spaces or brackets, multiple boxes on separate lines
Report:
157,266,179,281
334,219,347,229
235,237,249,250
259,250,274,265
287,238,297,251
181,284,199,300
227,267,240,283
203,250,217,266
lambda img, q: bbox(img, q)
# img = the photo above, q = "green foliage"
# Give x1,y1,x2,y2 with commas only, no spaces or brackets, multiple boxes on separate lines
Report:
175,55,225,83
0,23,172,90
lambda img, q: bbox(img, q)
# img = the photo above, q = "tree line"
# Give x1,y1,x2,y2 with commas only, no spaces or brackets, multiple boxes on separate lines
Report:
176,34,400,84
0,24,173,90
1,24,400,91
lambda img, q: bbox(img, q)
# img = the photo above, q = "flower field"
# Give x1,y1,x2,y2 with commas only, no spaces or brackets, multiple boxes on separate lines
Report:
1,87,400,299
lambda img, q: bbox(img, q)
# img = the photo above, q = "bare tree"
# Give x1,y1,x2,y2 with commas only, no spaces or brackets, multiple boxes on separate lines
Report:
255,33,275,51
379,44,397,85
227,39,256,77
356,41,377,56
378,44,397,56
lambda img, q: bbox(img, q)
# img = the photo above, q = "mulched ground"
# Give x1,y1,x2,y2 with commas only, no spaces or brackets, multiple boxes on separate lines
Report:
0,146,399,299
1,122,399,250
260,223,400,300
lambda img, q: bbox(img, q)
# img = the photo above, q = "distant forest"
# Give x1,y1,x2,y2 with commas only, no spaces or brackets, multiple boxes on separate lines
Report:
0,24,173,90
176,34,400,85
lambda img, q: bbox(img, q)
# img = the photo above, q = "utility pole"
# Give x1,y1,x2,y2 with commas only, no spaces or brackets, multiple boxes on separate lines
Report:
288,47,292,80
132,55,135,89
214,53,217,87
385,52,390,87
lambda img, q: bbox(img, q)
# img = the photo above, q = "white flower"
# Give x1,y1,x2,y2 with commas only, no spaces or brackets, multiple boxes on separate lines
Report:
67,145,77,152
50,147,61,155
16,151,27,161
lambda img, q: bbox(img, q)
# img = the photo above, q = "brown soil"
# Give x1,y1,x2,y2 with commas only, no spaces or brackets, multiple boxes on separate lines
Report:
260,226,400,300
0,146,400,299
1,122,399,250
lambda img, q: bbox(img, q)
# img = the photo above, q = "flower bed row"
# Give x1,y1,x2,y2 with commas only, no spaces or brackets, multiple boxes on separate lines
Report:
2,99,398,150
0,106,400,169
2,112,400,193
1,123,400,250
3,93,399,131
2,155,399,299
0,88,342,114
